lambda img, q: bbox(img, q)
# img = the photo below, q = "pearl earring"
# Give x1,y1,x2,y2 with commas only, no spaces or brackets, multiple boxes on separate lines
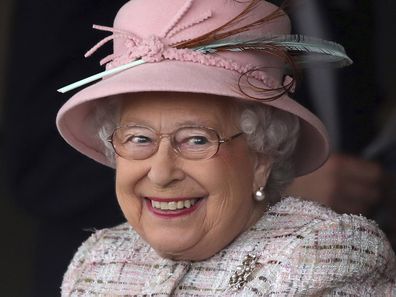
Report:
254,187,265,202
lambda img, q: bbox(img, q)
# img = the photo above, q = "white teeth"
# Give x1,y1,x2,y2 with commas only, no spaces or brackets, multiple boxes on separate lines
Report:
168,202,177,210
151,199,199,210
160,202,169,210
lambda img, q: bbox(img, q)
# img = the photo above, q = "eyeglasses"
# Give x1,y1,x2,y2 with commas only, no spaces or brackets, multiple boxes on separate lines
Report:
107,124,243,161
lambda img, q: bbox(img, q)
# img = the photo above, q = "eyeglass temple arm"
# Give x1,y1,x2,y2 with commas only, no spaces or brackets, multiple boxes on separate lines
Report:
219,132,244,144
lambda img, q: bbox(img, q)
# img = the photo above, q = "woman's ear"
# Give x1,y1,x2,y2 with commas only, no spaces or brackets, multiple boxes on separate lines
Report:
252,155,272,192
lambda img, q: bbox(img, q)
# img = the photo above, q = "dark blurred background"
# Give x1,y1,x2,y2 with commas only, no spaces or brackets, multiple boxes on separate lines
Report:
0,1,395,296
0,1,36,296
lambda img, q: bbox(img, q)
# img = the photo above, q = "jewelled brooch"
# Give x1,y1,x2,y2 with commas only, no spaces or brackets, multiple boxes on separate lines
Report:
229,254,259,290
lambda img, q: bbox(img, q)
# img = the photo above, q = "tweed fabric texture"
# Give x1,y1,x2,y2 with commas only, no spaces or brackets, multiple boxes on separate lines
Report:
62,197,396,296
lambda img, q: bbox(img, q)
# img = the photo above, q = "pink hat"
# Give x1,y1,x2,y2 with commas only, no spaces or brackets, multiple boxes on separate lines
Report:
56,0,351,176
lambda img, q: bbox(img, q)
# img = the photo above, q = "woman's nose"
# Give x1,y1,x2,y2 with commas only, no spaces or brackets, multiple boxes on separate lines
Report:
147,138,185,186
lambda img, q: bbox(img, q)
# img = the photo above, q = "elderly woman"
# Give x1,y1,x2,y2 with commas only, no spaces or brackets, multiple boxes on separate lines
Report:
57,0,396,295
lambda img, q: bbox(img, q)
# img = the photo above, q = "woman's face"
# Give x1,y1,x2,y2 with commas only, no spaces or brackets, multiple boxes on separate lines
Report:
115,92,271,260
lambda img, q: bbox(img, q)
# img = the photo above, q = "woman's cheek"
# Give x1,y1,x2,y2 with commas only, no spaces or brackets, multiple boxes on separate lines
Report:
115,165,143,224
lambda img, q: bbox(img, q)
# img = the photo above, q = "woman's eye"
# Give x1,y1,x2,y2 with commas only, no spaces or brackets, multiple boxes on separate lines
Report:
186,136,209,145
126,135,152,144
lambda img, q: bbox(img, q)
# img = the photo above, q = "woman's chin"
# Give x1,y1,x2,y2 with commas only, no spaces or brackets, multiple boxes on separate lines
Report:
131,197,211,259
141,230,202,260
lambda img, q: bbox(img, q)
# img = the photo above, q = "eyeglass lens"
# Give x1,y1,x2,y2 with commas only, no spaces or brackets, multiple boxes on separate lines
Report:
112,125,220,160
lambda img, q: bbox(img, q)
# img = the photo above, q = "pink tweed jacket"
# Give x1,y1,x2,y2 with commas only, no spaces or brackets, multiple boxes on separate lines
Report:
62,197,396,296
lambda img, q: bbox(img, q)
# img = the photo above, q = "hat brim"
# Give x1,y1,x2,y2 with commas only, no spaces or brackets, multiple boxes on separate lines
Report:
57,60,329,176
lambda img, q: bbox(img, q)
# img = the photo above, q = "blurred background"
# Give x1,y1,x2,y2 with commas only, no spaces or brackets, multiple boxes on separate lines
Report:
0,1,395,296
0,0,36,296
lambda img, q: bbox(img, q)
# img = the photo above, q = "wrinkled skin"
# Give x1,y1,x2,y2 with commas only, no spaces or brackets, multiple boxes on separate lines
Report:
115,92,271,261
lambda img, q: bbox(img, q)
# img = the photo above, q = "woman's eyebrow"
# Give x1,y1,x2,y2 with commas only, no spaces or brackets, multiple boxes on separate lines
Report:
173,120,213,127
129,118,215,127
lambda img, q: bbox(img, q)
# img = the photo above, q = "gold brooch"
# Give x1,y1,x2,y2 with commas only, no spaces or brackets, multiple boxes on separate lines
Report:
229,254,259,290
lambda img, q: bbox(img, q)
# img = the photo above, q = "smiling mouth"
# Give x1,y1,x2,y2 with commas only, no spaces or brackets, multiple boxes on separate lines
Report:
145,197,203,218
151,199,199,210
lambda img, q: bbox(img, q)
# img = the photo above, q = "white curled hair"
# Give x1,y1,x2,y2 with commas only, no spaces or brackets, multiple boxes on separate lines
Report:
238,102,300,203
95,97,121,167
94,97,300,204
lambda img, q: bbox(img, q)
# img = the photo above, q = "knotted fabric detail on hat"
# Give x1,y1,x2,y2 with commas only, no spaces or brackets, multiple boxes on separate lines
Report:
84,25,281,92
128,35,166,63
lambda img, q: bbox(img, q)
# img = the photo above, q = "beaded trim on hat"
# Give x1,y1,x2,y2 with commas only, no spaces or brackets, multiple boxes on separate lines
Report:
58,0,351,94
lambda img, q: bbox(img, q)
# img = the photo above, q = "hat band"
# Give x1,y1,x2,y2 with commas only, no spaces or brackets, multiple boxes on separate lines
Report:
58,24,286,94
